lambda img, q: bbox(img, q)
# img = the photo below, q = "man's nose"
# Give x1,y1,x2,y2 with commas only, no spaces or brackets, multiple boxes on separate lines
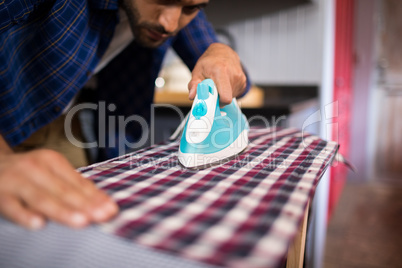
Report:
158,7,181,34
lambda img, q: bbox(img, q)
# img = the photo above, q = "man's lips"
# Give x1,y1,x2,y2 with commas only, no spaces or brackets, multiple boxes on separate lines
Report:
146,29,168,41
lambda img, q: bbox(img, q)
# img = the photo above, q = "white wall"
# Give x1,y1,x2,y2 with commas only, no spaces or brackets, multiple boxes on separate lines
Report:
349,0,377,181
207,0,326,86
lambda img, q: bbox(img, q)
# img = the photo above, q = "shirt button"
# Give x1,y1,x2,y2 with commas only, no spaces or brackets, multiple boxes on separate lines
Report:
86,71,92,77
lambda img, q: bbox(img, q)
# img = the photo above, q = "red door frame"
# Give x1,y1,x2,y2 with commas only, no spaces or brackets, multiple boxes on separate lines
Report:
328,0,354,218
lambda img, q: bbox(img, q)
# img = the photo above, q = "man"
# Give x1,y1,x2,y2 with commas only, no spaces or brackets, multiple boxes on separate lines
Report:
0,0,249,230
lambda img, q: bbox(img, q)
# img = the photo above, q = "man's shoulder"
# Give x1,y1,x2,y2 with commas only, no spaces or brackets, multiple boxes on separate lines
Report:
0,0,120,35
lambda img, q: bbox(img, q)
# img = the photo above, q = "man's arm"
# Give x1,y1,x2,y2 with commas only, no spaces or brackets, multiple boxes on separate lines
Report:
172,11,251,106
0,0,37,34
0,134,118,229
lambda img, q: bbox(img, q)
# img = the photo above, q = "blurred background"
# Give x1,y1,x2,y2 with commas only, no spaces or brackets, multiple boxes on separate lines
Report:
153,0,402,267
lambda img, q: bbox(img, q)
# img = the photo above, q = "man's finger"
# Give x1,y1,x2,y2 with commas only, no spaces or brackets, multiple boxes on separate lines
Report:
0,194,45,230
16,159,94,215
55,169,118,222
14,151,103,220
42,150,118,222
18,184,89,228
188,77,203,100
213,71,233,106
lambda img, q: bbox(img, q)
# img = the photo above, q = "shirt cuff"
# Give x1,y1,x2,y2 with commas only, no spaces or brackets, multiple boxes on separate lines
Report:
237,64,252,98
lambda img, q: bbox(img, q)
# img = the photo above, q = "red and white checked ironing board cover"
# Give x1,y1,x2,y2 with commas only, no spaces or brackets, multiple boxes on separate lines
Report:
79,127,338,268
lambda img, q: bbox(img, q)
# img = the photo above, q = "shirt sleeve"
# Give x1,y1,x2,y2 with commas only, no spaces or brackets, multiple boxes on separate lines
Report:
172,10,251,97
0,0,42,34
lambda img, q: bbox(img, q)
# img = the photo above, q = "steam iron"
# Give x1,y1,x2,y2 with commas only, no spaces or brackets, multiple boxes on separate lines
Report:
178,79,249,169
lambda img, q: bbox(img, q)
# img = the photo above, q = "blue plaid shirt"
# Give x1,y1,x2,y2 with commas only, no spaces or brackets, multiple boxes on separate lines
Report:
0,0,250,159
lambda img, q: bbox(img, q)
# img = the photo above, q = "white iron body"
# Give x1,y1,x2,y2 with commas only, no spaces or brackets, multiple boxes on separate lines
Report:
178,79,249,169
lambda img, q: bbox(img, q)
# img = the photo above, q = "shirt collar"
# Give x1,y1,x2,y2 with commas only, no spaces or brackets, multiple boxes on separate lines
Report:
89,0,119,10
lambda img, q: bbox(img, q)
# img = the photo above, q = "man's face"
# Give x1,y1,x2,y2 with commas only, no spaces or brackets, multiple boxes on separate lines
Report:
121,0,209,48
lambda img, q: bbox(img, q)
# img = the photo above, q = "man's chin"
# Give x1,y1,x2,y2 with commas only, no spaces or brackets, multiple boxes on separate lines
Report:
135,37,166,48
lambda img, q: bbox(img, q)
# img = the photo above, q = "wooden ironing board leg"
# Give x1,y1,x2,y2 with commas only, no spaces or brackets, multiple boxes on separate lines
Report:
286,200,310,268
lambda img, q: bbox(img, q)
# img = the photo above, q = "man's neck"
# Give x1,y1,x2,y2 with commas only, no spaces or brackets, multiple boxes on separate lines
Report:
93,8,135,74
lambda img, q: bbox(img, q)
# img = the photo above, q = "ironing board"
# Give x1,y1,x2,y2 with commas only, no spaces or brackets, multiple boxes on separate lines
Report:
0,127,338,268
